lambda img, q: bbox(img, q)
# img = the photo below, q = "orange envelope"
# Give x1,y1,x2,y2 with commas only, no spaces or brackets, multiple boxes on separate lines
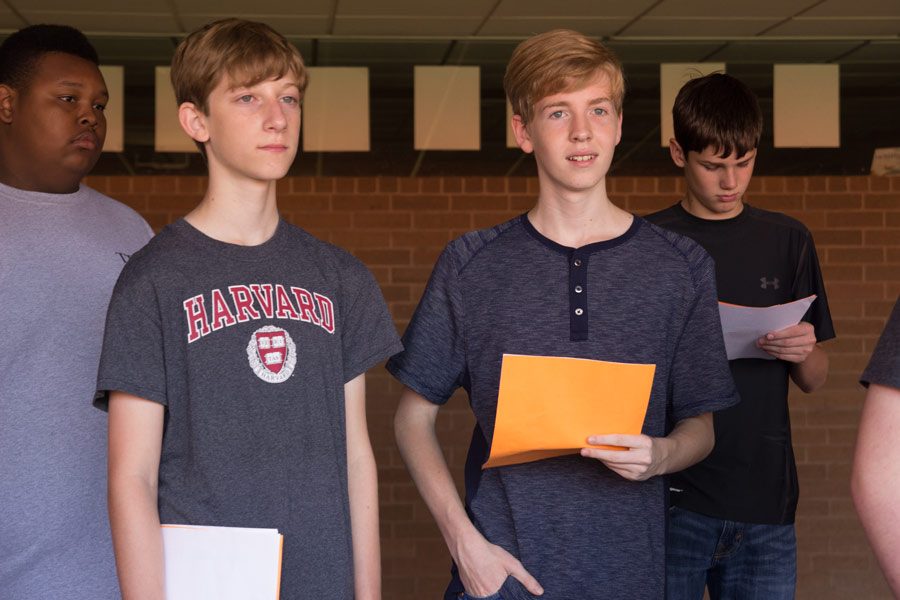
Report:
483,354,656,469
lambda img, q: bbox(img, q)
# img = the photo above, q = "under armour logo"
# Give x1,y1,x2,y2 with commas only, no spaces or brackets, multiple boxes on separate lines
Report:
760,277,780,290
115,252,132,263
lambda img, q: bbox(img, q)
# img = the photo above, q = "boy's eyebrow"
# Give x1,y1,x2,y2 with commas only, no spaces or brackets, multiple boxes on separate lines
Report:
56,80,110,97
539,96,614,111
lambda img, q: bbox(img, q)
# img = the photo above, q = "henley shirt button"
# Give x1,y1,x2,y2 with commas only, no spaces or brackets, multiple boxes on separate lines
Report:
573,259,582,267
575,308,584,316
574,285,583,293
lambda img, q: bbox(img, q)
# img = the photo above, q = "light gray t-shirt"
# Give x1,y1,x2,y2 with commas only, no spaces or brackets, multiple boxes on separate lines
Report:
96,219,402,598
0,182,152,599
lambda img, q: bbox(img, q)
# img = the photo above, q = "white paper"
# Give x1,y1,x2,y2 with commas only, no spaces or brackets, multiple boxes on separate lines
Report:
718,295,816,360
161,524,283,600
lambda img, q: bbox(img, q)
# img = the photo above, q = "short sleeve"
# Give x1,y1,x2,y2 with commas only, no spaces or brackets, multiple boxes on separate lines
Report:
340,260,403,383
860,298,900,389
386,245,468,405
94,267,168,410
670,252,741,422
794,230,835,343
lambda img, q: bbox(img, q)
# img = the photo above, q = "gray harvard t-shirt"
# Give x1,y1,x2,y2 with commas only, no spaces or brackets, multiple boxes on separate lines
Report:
387,215,739,600
96,219,401,598
0,182,152,600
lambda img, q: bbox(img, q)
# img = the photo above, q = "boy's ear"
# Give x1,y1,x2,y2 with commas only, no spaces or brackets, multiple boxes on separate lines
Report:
511,114,533,154
669,138,687,168
0,85,17,125
177,102,210,143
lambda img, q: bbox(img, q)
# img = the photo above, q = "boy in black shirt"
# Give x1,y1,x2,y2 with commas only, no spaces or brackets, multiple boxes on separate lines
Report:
647,73,835,599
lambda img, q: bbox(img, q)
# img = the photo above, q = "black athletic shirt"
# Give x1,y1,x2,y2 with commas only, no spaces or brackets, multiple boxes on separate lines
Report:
646,203,835,524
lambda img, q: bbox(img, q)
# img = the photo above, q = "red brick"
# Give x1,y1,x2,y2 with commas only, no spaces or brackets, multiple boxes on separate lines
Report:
847,177,869,192
485,177,506,193
627,194,680,212
822,265,863,281
332,193,390,211
335,178,355,193
750,194,803,211
867,264,900,281
827,176,848,192
442,177,462,193
827,247,884,263
377,177,398,193
508,178,527,193
811,230,863,246
863,193,899,209
825,211,884,228
392,195,449,211
510,194,535,211
396,178,418,193
421,178,441,193
762,177,786,193
413,212,471,229
313,177,334,193
806,177,827,192
295,212,352,229
870,177,891,191
611,177,634,193
886,211,900,228
865,230,900,245
450,195,509,211
279,194,331,211
864,300,897,318
354,212,411,229
472,212,518,228
463,177,484,193
631,177,653,193
292,177,313,193
786,178,805,193
805,194,863,210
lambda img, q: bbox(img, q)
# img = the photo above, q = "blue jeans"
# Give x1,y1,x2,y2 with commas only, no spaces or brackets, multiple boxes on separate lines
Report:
666,506,797,600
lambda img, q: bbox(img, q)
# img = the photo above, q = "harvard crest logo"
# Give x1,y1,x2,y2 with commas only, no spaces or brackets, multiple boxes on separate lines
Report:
246,325,296,383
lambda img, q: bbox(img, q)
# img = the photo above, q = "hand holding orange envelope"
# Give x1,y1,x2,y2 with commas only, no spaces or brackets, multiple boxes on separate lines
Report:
483,354,656,469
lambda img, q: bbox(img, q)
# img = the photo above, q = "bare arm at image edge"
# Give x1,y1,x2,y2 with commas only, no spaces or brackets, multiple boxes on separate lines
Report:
345,374,381,600
108,391,166,600
851,383,900,597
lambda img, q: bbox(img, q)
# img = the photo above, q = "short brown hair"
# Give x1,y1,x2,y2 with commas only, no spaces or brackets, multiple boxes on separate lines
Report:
171,18,307,115
673,73,762,158
504,29,624,123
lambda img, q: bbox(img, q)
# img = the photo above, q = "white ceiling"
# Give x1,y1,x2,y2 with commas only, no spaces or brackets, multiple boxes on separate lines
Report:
2,0,898,40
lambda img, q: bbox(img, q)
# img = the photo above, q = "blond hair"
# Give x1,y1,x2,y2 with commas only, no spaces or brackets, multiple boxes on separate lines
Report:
171,18,307,115
504,29,624,123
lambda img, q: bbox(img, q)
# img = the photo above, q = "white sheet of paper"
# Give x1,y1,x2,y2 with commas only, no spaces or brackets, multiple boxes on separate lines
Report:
161,524,283,600
718,295,816,360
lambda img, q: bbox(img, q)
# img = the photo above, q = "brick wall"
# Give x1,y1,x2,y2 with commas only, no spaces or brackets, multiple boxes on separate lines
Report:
85,174,899,599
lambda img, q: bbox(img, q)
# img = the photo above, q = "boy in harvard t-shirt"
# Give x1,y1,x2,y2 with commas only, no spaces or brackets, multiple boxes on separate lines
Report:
96,19,400,599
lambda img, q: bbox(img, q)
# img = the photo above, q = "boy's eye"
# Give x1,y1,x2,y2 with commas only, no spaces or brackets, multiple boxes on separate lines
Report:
281,96,299,105
93,103,107,112
238,95,254,103
59,95,76,103
592,107,607,116
549,110,564,119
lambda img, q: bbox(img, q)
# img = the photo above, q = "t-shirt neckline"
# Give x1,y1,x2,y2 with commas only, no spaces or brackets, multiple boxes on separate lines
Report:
172,217,291,262
520,212,642,255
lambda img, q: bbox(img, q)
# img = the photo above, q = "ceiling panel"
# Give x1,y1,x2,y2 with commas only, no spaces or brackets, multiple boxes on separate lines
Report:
623,18,784,37
19,11,181,34
175,0,334,12
0,9,25,29
179,14,331,36
646,0,814,18
804,0,900,17
333,17,485,37
608,41,727,62
704,40,864,62
338,0,496,17
479,18,632,37
11,0,171,9
838,40,900,62
316,40,450,64
492,0,656,17
766,19,900,36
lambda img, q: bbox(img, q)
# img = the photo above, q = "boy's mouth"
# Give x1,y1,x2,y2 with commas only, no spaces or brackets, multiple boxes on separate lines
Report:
72,131,99,150
259,144,289,152
567,153,597,163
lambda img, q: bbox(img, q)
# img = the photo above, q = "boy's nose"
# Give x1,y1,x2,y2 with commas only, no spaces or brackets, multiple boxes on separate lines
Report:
720,168,737,189
570,115,591,142
264,100,288,130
